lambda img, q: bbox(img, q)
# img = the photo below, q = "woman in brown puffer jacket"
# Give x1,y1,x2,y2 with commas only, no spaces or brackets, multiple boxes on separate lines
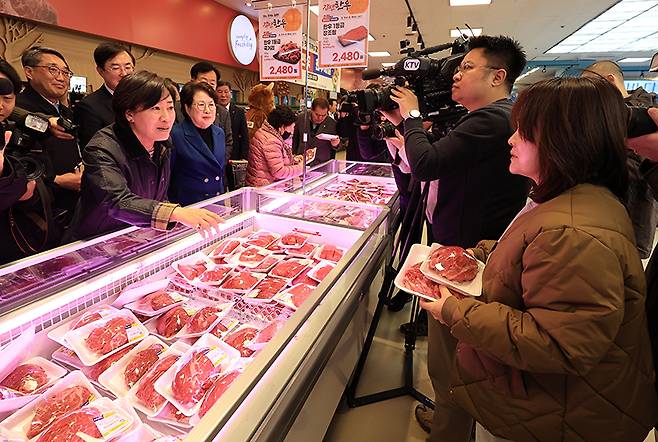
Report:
246,105,303,187
421,76,658,441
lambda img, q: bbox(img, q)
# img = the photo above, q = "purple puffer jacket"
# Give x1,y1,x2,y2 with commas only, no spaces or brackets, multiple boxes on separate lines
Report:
246,121,303,187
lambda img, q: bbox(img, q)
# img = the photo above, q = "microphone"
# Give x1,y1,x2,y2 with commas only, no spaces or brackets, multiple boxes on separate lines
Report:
9,107,49,133
362,68,384,80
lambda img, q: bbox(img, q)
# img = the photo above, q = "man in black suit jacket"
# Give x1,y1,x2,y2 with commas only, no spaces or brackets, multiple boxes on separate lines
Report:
17,46,82,232
292,97,339,166
217,81,249,190
75,42,135,149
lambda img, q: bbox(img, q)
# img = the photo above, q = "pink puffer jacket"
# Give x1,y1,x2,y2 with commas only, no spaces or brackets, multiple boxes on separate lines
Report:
246,121,303,187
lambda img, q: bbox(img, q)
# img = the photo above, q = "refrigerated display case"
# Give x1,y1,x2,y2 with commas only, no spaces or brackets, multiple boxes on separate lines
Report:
0,187,392,441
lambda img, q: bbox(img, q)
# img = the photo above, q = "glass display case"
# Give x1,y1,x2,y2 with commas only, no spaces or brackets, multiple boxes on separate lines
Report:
0,187,391,441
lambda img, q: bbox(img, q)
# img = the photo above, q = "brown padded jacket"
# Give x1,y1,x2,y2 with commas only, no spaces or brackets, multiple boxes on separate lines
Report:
245,121,303,187
442,184,658,441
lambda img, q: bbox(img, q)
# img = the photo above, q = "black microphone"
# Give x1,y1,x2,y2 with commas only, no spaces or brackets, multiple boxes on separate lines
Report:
362,68,384,80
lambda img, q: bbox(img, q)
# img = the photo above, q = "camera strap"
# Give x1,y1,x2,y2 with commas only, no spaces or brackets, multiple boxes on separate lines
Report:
8,179,53,254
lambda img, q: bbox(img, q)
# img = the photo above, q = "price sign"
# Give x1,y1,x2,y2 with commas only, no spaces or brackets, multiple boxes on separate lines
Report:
318,0,370,68
259,6,304,80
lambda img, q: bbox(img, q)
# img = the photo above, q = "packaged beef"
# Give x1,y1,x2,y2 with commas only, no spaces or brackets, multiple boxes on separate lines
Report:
210,318,240,340
36,407,102,442
427,246,478,282
125,290,188,317
245,231,280,248
276,283,315,309
27,384,94,438
309,262,335,283
316,244,345,263
250,255,282,273
171,351,218,406
84,316,132,355
124,343,166,388
210,238,242,258
198,370,241,418
270,258,312,280
280,232,308,248
144,291,176,310
156,306,191,338
285,242,318,258
248,320,287,351
197,266,232,285
228,247,270,268
219,270,265,292
172,253,213,282
134,354,179,414
0,386,20,399
402,262,442,299
188,307,223,334
244,277,287,302
223,325,260,358
291,267,319,287
82,345,135,382
0,363,48,394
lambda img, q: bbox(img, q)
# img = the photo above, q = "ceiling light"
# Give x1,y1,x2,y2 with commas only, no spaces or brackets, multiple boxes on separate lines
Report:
310,5,319,14
515,67,540,82
450,28,482,38
369,51,391,57
382,62,396,67
450,0,492,5
368,33,375,41
618,57,651,63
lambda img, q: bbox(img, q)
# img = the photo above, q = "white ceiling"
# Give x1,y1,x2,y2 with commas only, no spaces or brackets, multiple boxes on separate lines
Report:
216,0,657,78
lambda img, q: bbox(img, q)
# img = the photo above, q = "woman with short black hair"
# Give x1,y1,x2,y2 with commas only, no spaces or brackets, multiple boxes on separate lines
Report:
67,71,222,241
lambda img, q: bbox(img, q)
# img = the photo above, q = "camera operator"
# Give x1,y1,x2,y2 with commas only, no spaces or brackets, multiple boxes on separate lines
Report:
389,35,530,440
17,46,82,237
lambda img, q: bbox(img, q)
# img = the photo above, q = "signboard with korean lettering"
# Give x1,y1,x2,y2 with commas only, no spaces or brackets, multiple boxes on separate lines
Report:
289,39,342,92
318,0,370,68
258,6,304,80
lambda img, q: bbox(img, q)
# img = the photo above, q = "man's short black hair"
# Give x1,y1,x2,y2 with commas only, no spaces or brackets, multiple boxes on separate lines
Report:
190,62,221,81
93,42,135,69
0,58,23,94
466,35,526,91
113,71,177,125
268,105,296,129
21,46,68,68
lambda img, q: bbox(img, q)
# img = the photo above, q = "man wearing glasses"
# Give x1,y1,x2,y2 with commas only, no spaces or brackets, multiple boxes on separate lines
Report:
17,46,82,238
75,42,135,149
292,97,339,165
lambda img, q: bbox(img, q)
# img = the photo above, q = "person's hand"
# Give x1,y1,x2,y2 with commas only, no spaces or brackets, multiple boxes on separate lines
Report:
294,154,304,164
330,136,341,147
628,108,658,161
170,207,224,237
390,87,419,120
419,285,456,324
48,117,75,140
19,180,36,201
380,108,403,126
54,166,83,191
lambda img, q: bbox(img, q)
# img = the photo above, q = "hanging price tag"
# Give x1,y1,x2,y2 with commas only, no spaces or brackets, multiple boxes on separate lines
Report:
318,0,370,68
259,6,304,80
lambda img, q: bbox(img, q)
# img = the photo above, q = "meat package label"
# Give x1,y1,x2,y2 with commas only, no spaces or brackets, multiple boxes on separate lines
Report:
93,409,131,438
258,6,303,80
318,0,370,68
201,346,228,368
125,323,147,343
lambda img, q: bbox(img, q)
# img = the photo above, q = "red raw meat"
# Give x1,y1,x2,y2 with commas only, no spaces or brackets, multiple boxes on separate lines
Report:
289,284,315,307
156,306,191,338
36,407,102,442
0,363,48,394
124,343,165,388
172,351,218,407
281,232,307,247
251,255,280,272
246,232,278,248
199,370,241,417
220,271,260,291
292,267,319,286
253,321,285,346
177,261,208,281
266,242,284,252
224,327,259,357
135,354,179,412
319,245,343,262
85,316,131,355
210,319,235,339
236,247,268,264
199,267,232,284
0,386,20,399
287,242,317,257
427,246,478,282
142,290,176,310
402,263,441,299
83,345,135,381
161,402,190,424
271,260,308,279
212,239,241,256
254,277,287,299
27,385,93,438
313,264,335,281
188,307,222,333
71,311,102,330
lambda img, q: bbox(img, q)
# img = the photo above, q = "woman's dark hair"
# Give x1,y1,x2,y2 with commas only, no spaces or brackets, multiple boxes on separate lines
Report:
0,58,22,94
511,76,628,203
112,71,178,125
268,105,296,129
179,80,218,121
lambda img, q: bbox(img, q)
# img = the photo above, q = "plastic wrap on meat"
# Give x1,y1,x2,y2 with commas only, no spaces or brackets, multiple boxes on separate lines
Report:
171,351,218,407
271,260,308,279
224,327,259,357
71,311,102,330
254,277,287,299
246,232,278,248
188,307,222,333
251,256,280,273
27,385,93,439
292,267,318,286
236,247,268,264
85,316,131,355
142,291,176,310
428,246,478,282
287,242,316,257
212,239,241,256
0,386,20,399
36,407,102,442
135,354,179,412
319,245,343,262
124,343,165,388
156,306,190,338
402,263,441,299
253,321,285,346
210,319,234,339
178,262,208,281
314,264,334,281
198,371,241,417
83,345,134,381
281,232,307,247
220,271,260,291
290,284,314,307
0,363,48,394
199,267,232,284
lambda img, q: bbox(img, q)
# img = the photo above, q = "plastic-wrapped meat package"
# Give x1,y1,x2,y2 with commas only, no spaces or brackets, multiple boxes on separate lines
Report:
310,263,335,282
85,316,131,355
402,263,441,299
198,370,241,417
223,326,259,357
30,254,85,279
0,386,20,399
280,232,308,248
266,241,284,253
286,242,317,258
0,364,48,394
220,271,262,292
292,267,319,286
245,231,279,248
231,247,269,267
252,277,287,300
36,407,102,442
427,246,478,282
171,351,219,407
70,312,102,330
210,318,239,340
141,291,176,310
176,261,208,281
270,259,310,280
156,306,191,338
318,245,344,262
124,343,165,388
198,266,232,285
188,307,222,334
82,345,135,381
211,238,241,257
250,321,286,349
135,354,179,412
250,255,281,273
27,385,94,438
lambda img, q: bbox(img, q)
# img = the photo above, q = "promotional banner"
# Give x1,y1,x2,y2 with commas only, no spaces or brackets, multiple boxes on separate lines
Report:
289,39,341,92
258,6,304,81
318,0,370,68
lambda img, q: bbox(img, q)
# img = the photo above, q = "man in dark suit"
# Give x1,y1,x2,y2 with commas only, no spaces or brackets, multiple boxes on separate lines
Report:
17,46,82,233
75,42,135,149
217,80,249,189
292,97,339,165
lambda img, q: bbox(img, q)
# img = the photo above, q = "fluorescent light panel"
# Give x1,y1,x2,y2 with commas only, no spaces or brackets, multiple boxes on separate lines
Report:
547,0,658,54
450,0,492,5
450,28,482,37
618,57,651,62
369,51,391,57
382,62,396,67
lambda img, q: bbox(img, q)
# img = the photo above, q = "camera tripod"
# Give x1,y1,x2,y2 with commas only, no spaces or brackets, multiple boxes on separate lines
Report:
345,180,434,410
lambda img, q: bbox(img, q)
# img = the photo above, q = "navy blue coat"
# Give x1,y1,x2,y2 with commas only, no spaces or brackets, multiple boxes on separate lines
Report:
169,120,225,206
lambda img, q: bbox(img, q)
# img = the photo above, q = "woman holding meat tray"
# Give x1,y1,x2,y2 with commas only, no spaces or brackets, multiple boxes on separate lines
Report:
420,76,658,441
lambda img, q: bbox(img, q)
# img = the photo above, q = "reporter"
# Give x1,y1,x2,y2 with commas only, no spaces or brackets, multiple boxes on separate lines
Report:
66,71,222,241
422,76,658,442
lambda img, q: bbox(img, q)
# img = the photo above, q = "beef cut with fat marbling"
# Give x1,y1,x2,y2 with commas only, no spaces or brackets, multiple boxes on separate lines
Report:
427,246,478,282
85,316,131,355
124,343,165,388
27,385,93,438
0,363,48,394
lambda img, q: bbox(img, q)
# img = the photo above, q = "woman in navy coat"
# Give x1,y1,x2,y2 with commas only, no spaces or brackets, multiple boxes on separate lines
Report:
169,81,225,206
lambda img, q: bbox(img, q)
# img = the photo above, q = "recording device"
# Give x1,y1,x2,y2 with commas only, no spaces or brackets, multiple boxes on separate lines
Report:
372,120,397,140
57,117,78,136
628,106,658,138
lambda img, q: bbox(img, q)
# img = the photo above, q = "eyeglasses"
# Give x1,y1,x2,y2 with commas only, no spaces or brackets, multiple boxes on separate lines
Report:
454,63,502,75
192,102,216,111
107,64,134,74
31,64,74,79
